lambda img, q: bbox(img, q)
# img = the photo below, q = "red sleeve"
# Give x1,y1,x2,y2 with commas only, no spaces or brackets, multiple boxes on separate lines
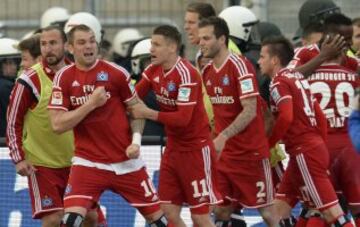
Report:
6,81,37,164
158,69,200,127
157,104,195,127
345,56,359,72
135,74,151,100
233,56,260,100
268,99,293,148
238,75,259,99
314,101,327,141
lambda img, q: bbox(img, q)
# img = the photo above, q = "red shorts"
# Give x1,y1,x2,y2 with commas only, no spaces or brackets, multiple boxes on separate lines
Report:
327,134,360,205
158,142,222,214
276,143,338,210
64,165,160,216
217,158,274,209
272,162,300,208
28,166,70,219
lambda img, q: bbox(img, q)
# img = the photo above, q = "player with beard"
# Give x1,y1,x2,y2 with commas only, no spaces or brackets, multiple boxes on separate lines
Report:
198,17,277,227
7,25,100,227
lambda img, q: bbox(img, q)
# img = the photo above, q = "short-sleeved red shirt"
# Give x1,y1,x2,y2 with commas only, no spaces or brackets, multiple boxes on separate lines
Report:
49,60,136,163
202,54,269,161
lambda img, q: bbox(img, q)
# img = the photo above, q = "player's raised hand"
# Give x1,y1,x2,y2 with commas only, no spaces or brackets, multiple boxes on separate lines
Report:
15,160,36,176
126,144,140,159
128,102,148,119
320,34,346,60
89,86,107,108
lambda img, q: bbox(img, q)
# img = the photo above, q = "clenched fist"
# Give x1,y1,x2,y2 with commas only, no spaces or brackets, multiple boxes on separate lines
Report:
126,144,140,159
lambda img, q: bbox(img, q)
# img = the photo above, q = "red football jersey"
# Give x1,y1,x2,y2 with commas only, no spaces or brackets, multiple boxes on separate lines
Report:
269,68,324,154
136,57,211,151
202,54,269,160
288,44,358,72
48,60,136,163
308,63,360,135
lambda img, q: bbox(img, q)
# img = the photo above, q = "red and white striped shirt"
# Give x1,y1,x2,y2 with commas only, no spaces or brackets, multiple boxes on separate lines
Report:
6,61,58,163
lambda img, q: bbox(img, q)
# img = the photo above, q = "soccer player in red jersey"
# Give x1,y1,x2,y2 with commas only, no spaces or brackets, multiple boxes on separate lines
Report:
197,17,276,227
258,36,353,226
48,25,168,227
288,13,359,77
308,47,360,226
128,25,222,227
6,25,102,227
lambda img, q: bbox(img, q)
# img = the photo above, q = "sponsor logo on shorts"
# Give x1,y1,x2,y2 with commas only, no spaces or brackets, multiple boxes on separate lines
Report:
65,184,72,195
41,196,53,207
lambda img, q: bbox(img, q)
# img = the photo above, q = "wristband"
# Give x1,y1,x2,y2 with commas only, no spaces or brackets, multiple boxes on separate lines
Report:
132,132,142,146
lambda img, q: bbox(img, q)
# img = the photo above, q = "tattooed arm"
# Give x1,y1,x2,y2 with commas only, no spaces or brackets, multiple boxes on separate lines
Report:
125,96,145,159
213,96,257,153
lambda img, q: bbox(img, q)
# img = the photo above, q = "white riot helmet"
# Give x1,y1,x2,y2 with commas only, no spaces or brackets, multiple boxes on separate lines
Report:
0,38,20,77
113,28,143,57
219,6,258,42
0,38,20,57
40,7,70,28
131,38,151,76
64,12,102,43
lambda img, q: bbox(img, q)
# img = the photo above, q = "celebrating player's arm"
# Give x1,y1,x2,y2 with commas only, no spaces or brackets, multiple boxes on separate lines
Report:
48,85,107,134
214,96,257,153
129,69,199,127
290,34,346,77
129,83,198,128
124,95,145,159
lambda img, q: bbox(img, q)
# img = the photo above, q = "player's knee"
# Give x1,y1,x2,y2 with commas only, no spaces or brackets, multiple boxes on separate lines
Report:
83,210,98,226
214,206,232,220
163,211,180,223
191,213,212,226
259,206,281,225
41,211,63,226
61,212,84,227
261,211,277,225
